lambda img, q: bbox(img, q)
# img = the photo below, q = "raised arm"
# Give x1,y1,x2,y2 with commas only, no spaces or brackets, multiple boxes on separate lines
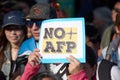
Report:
20,49,42,80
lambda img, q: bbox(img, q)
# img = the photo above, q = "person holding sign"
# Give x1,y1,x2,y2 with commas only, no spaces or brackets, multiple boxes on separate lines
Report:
19,2,70,79
18,2,68,79
20,45,97,80
18,2,86,79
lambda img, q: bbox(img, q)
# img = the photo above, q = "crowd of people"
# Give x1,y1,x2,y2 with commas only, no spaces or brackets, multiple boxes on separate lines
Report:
0,0,120,80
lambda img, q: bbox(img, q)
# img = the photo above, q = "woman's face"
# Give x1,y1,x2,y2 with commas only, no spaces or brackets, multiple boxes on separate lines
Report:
4,25,24,44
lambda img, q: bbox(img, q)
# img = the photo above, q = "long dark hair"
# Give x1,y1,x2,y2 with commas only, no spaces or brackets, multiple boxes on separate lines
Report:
0,28,8,69
0,25,27,70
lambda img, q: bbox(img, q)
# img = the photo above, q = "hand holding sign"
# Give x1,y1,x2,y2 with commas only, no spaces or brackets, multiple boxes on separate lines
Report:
28,49,42,66
67,55,83,75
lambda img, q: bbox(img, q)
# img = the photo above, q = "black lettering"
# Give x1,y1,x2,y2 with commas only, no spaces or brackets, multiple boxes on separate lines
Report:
43,28,54,39
56,42,65,52
54,28,65,39
66,42,76,53
44,41,55,52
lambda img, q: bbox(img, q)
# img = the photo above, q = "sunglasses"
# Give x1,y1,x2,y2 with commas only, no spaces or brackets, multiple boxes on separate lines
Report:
27,20,43,28
113,8,120,13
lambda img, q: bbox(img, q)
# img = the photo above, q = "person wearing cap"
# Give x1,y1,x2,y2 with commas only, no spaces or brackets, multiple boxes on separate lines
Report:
18,2,59,79
19,2,72,80
98,0,120,58
0,10,27,80
18,3,56,56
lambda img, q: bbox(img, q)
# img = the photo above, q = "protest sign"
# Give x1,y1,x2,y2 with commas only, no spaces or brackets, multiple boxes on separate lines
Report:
38,18,85,63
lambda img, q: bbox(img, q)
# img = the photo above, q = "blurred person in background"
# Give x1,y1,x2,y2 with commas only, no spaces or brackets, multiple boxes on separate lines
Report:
100,0,120,49
12,0,36,16
93,6,112,37
97,15,120,79
98,0,120,58
85,25,101,53
49,0,67,18
98,13,120,68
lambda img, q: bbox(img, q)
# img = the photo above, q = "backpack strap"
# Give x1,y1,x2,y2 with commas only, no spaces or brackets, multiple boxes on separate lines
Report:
56,63,68,79
98,59,116,80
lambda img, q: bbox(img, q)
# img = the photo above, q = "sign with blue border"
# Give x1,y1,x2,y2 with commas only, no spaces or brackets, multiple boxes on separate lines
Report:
38,18,85,63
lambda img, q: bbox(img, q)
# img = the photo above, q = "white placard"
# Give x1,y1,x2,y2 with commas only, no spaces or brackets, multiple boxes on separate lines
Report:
38,18,85,63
